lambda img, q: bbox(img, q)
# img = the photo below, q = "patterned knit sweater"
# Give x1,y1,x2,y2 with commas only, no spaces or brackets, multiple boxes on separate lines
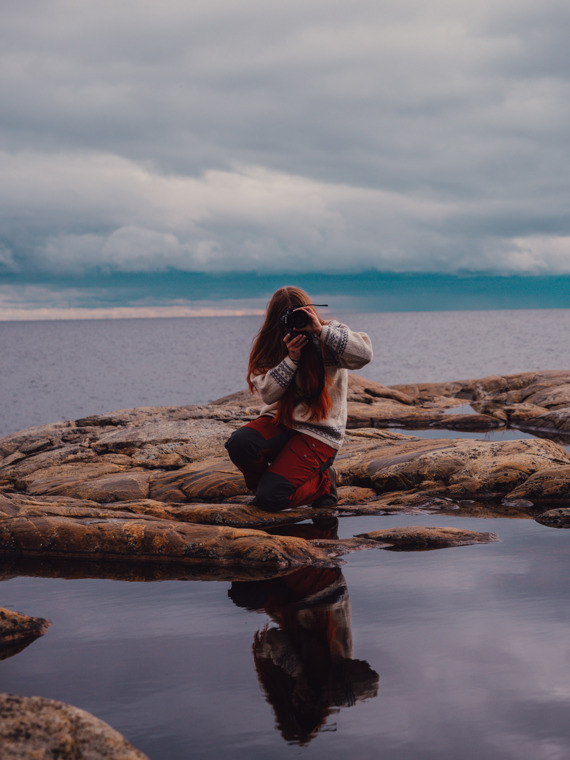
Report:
250,320,373,449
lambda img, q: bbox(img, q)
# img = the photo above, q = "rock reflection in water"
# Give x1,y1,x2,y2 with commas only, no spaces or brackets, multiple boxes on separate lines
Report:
229,520,379,744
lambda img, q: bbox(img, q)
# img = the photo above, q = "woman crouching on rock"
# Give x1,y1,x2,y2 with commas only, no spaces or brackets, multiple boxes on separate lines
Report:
225,286,373,512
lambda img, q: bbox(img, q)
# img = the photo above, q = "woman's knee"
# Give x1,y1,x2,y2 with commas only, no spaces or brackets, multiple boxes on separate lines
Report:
255,472,295,512
225,426,263,467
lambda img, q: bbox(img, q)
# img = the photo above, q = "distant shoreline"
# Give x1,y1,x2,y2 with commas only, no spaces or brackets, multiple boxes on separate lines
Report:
2,304,570,323
1,271,569,321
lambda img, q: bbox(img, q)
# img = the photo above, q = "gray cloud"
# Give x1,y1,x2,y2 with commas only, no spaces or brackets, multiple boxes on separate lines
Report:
2,0,570,278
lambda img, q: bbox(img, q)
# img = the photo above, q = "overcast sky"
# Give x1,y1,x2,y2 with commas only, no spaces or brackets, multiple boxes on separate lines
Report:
2,0,570,293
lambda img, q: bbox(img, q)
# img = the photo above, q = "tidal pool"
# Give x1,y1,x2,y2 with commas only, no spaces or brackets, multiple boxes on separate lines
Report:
1,514,568,760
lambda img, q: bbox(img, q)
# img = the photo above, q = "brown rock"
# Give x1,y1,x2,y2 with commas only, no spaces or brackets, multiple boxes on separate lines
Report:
1,370,569,571
0,693,148,759
72,472,151,503
0,607,51,642
337,485,377,504
19,462,125,496
91,418,233,460
392,371,570,436
0,492,18,517
506,465,570,504
535,508,570,528
345,437,570,499
149,458,248,502
0,515,337,569
528,406,570,435
0,607,51,661
346,399,444,429
356,525,499,549
346,374,414,405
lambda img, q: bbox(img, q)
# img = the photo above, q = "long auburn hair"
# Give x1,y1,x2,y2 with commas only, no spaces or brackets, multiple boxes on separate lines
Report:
248,286,332,426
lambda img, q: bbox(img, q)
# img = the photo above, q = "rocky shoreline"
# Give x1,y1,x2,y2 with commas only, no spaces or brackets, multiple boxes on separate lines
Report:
1,370,569,758
1,370,569,576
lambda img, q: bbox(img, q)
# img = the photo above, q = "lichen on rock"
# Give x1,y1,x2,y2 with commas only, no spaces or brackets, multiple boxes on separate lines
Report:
0,693,148,760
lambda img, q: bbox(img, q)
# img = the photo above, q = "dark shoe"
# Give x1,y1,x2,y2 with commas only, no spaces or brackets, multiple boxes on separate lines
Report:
311,467,338,508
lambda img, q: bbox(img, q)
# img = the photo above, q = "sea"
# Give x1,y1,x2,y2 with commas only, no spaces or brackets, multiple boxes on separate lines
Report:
1,309,569,760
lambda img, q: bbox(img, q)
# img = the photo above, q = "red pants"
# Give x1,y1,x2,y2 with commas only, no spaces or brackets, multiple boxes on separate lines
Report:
225,416,336,511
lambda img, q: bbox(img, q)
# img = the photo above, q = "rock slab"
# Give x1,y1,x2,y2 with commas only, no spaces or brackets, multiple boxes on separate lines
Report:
0,607,51,643
0,693,148,760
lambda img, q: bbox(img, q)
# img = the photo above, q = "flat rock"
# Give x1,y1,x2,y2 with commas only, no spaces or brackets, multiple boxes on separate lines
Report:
0,607,51,643
149,458,248,502
91,418,234,460
0,515,338,569
338,435,570,500
0,693,148,760
535,508,570,528
1,371,569,569
392,371,570,436
356,526,499,549
0,607,51,660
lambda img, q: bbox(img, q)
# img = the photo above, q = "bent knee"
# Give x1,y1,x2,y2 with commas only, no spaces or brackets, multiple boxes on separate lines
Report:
255,472,295,512
225,427,263,466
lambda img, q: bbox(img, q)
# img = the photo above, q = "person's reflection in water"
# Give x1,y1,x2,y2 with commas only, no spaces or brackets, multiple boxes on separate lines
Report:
228,519,379,745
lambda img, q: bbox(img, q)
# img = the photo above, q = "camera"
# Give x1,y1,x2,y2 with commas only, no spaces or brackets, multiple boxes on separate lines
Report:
280,307,311,332
279,304,328,334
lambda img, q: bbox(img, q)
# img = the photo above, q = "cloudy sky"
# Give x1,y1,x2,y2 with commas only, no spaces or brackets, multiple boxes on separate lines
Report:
2,0,570,315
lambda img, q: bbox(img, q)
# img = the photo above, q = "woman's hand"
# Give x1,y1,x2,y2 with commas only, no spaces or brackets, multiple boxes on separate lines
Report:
283,331,308,362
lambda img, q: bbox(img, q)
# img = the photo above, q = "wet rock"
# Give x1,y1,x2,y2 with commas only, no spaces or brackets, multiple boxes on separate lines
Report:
0,693,148,759
0,606,51,642
535,508,570,528
0,607,51,661
392,371,570,436
0,515,337,569
309,526,498,555
501,497,534,508
356,526,499,550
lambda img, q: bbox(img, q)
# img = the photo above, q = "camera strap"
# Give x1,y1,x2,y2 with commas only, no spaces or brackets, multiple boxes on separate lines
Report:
303,333,326,402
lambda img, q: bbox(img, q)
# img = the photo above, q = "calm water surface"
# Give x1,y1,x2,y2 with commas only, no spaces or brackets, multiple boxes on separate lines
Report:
1,310,569,759
1,308,569,438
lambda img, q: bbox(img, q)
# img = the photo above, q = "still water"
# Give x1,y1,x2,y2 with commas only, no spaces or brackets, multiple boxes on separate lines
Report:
1,310,569,759
1,308,570,438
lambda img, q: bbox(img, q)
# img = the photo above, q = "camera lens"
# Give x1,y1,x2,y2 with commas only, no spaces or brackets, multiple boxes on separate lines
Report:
291,310,309,329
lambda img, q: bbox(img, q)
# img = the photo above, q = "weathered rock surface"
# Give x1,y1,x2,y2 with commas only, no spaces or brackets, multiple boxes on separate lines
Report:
0,607,51,661
535,508,570,528
504,465,570,504
0,607,51,642
337,435,569,501
0,515,337,569
355,526,499,550
391,370,570,436
0,693,148,759
0,371,569,573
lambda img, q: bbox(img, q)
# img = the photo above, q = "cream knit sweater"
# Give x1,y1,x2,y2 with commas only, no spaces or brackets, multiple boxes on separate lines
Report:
250,320,373,449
